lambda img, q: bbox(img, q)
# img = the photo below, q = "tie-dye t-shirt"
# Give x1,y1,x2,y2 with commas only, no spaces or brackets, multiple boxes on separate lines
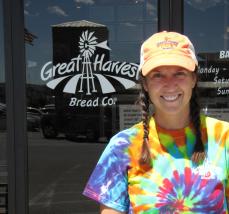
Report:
83,115,229,213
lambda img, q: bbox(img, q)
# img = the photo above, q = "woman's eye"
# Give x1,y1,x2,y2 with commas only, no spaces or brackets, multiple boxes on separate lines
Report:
152,73,162,78
175,71,186,77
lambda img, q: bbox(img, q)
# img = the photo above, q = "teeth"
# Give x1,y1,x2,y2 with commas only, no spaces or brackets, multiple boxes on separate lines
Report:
163,95,179,101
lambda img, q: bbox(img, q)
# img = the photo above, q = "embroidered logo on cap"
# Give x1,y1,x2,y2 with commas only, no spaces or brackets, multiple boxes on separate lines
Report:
156,37,178,50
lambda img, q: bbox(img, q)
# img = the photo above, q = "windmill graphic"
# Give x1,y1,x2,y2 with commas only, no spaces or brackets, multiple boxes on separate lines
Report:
44,29,137,95
78,30,110,95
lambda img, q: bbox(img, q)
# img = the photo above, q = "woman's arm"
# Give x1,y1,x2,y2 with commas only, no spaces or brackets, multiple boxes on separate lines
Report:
100,204,126,214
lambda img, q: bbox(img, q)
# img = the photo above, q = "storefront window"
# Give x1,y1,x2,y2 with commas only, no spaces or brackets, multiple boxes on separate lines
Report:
0,0,8,213
25,0,157,212
184,0,229,121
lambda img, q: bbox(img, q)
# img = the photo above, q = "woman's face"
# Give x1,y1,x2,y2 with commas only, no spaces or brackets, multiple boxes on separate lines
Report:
143,65,196,118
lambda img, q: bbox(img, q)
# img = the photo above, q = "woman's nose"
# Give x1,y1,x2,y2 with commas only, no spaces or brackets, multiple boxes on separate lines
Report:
163,76,177,88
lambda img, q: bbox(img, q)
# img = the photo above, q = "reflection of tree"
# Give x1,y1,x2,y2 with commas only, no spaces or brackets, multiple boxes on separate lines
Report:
24,28,37,45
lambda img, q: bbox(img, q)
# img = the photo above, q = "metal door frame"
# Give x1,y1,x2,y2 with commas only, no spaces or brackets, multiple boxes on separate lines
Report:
3,0,28,213
158,0,183,33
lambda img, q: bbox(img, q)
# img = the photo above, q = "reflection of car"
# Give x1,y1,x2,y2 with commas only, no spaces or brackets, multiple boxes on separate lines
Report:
27,107,43,117
40,105,57,138
40,105,112,142
41,104,55,114
27,107,43,131
0,103,42,131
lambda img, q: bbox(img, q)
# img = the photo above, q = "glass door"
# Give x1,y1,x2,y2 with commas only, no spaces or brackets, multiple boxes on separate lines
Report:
24,0,158,213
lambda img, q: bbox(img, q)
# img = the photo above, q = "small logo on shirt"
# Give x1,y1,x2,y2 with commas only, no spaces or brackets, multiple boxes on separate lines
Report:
193,158,222,179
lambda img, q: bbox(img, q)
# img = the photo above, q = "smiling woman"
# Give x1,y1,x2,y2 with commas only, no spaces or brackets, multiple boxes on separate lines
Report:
83,31,229,213
3,0,229,213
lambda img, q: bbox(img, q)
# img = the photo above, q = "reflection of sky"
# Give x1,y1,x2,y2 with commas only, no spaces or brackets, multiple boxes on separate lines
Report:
184,0,229,55
12,0,229,85
25,0,157,84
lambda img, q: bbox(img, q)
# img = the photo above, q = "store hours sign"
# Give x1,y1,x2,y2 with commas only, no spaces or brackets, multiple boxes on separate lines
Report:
198,50,229,96
40,30,139,107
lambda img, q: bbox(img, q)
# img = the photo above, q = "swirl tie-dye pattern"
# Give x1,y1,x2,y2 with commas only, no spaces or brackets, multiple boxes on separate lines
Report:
156,167,225,213
83,115,229,213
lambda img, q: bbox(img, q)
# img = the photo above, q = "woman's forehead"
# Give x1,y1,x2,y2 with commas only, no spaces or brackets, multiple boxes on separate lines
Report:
152,65,187,72
147,66,189,76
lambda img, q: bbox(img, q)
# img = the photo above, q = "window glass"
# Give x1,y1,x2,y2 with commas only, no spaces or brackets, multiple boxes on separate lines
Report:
0,0,8,213
184,0,229,121
25,0,157,212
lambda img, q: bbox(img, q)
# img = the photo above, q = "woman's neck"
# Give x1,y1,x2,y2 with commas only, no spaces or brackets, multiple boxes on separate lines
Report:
154,111,190,130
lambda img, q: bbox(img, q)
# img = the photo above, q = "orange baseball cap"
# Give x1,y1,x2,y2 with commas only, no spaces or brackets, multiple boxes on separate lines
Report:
139,31,198,76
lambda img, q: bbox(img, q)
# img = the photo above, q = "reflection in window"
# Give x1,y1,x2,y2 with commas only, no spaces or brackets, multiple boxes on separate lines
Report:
184,0,229,121
117,5,144,21
185,0,229,52
117,23,143,41
25,0,157,213
90,6,115,22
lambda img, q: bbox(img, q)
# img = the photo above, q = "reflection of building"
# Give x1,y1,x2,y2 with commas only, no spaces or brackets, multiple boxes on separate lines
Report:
51,20,111,141
52,20,110,94
52,20,109,65
47,20,140,140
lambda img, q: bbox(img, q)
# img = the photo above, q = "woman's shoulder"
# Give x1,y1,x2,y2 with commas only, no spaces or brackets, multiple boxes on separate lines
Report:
201,114,229,135
202,114,229,127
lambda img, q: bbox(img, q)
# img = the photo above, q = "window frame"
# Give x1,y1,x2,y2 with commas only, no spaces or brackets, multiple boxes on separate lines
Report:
3,0,28,213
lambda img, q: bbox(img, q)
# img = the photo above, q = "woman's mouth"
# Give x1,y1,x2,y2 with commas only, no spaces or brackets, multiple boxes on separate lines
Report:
161,94,180,101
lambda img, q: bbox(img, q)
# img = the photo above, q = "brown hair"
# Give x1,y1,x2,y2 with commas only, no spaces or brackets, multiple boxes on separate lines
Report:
138,68,205,168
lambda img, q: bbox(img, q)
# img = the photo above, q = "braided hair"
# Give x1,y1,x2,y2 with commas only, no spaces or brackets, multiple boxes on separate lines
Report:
138,79,151,167
189,79,206,163
138,74,152,167
138,68,205,168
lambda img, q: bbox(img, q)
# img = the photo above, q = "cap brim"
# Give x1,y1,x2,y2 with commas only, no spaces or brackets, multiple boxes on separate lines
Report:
141,54,196,76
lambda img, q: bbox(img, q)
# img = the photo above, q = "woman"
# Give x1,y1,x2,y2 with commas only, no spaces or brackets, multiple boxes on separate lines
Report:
83,31,229,213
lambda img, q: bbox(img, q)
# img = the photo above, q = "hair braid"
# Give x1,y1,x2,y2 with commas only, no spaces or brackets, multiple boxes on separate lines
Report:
138,75,152,168
190,85,206,163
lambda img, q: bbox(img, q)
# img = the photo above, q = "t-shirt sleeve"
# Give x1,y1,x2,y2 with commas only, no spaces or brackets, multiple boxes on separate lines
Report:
83,135,130,212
